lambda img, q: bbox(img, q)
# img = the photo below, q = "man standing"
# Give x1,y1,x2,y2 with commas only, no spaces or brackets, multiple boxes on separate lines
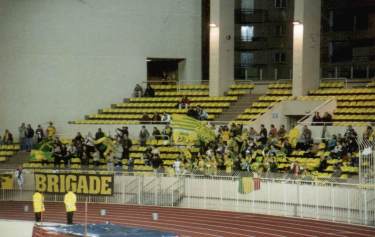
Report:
15,166,24,190
25,124,34,152
33,191,45,223
18,123,26,151
46,122,56,139
64,189,77,225
139,126,150,147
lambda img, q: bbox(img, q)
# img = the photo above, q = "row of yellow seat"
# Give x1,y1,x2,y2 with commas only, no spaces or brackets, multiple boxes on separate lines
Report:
308,95,375,101
258,96,292,102
243,108,269,114
310,88,375,95
337,101,375,107
335,108,375,114
319,82,345,88
0,151,16,156
267,90,292,95
101,108,223,114
333,115,375,121
226,90,248,96
155,91,209,97
0,144,20,150
129,96,238,102
87,114,216,120
268,83,292,89
230,84,255,89
151,84,208,90
116,102,231,108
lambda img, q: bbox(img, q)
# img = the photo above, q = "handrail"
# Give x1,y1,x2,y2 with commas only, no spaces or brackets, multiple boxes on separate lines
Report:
297,98,336,125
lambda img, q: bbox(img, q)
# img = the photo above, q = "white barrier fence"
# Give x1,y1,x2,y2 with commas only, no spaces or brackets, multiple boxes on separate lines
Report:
1,170,374,226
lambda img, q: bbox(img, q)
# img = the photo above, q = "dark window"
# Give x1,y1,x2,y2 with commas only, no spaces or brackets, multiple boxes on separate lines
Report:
274,0,287,8
274,52,286,63
275,25,286,36
331,41,352,62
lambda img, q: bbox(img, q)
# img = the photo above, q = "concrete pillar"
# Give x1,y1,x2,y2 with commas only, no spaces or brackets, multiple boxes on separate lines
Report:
292,0,321,96
209,0,235,96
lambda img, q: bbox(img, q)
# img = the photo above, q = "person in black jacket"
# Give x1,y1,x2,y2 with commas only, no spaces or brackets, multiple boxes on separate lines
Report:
25,124,34,152
121,135,133,160
144,84,155,97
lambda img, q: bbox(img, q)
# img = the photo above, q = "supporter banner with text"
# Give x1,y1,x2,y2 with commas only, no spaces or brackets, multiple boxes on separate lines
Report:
34,173,114,196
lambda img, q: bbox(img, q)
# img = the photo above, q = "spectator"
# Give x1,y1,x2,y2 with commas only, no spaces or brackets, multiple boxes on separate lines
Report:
52,138,64,169
322,112,333,126
141,113,151,124
84,132,95,160
277,125,287,138
2,129,13,145
133,84,143,98
269,124,277,138
290,161,300,177
139,126,150,146
162,124,173,140
35,125,45,143
47,122,56,139
318,156,328,172
179,96,190,109
19,123,26,151
161,112,171,123
363,126,374,141
95,128,105,140
151,153,163,173
197,106,208,120
25,124,34,152
144,83,155,97
312,112,322,126
258,124,267,145
128,156,135,173
187,107,199,119
151,112,161,123
14,166,24,190
152,127,162,140
121,134,132,160
297,125,313,150
117,126,129,138
173,158,181,175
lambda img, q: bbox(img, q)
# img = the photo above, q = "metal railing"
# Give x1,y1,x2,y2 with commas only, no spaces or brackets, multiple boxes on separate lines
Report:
1,169,374,226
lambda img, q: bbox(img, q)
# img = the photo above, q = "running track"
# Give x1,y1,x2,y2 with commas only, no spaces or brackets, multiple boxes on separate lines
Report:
0,201,374,237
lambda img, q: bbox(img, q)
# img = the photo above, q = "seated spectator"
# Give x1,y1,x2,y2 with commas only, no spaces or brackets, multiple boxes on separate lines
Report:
318,156,328,172
281,139,292,155
152,127,162,140
2,129,13,145
161,112,171,123
327,135,337,151
133,84,143,97
151,112,161,123
197,106,208,120
187,107,199,120
297,125,313,150
290,161,300,177
179,96,190,109
322,112,333,126
312,112,322,126
141,113,151,123
249,127,258,140
144,83,155,97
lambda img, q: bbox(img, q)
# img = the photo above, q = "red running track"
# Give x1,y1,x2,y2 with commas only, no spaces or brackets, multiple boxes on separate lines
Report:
0,201,374,237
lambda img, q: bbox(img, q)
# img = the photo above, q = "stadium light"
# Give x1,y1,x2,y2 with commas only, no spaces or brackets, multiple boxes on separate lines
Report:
100,209,107,216
293,20,302,25
209,23,217,28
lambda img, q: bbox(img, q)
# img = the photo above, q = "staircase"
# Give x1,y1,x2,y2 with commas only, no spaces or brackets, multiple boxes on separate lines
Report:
0,152,29,169
214,94,262,125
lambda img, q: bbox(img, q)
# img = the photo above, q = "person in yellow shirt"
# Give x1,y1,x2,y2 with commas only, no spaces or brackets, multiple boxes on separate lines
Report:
46,122,56,139
64,190,77,224
32,191,45,222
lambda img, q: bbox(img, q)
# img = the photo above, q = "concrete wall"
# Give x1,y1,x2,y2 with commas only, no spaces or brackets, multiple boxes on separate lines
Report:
0,0,201,136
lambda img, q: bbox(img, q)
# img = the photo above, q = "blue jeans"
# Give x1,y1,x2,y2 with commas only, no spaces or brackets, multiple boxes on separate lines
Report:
25,138,33,151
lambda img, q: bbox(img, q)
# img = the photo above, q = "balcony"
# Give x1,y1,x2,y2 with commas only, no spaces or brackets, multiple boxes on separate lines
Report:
235,9,268,23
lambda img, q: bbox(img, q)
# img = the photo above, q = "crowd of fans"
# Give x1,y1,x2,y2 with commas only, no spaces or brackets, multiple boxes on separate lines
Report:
0,122,56,152
1,118,370,178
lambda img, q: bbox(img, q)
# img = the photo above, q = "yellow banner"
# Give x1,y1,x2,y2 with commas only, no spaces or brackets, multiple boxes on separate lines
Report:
0,174,13,190
34,173,114,196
